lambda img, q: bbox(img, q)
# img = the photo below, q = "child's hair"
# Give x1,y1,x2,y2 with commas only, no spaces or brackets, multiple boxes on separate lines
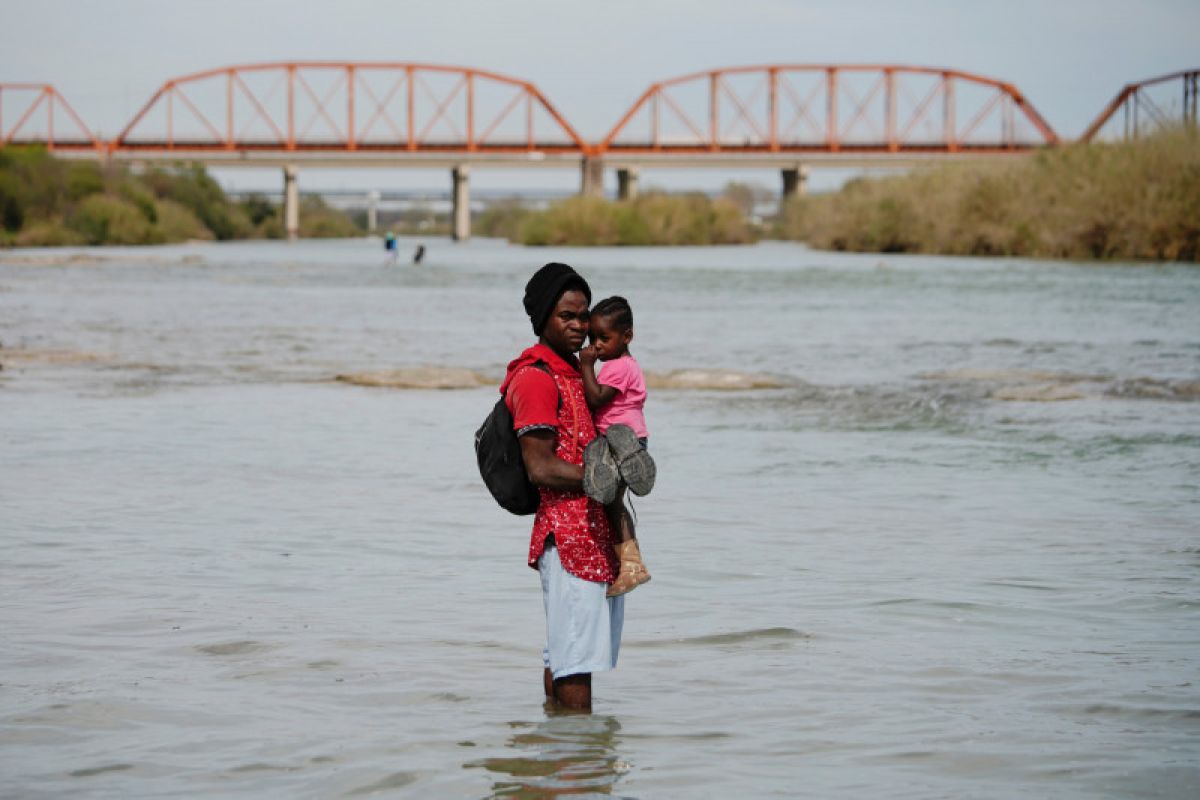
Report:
591,296,633,333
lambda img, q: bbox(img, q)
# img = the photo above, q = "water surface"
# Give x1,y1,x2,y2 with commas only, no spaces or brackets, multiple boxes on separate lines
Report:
2,238,1198,798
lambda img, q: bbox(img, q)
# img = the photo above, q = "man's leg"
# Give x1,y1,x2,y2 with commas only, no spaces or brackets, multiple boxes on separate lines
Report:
553,673,592,710
543,667,590,709
539,542,618,711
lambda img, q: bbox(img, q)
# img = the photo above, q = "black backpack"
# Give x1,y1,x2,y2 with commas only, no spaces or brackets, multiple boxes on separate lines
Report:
475,362,557,515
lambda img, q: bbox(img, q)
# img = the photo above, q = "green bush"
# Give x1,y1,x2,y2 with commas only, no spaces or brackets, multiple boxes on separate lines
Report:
119,182,159,224
68,195,157,244
0,146,68,220
256,215,285,239
239,193,277,227
298,195,362,238
141,164,250,239
154,199,212,241
66,162,105,201
0,148,361,247
0,172,25,231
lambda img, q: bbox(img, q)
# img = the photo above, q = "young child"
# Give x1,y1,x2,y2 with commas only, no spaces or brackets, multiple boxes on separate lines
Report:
580,296,653,597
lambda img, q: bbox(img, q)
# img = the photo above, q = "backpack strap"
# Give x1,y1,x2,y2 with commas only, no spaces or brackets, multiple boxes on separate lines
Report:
513,360,578,459
535,360,582,460
532,360,562,412
507,360,562,426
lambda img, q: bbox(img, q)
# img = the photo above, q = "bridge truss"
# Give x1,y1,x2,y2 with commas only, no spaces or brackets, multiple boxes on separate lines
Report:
1082,69,1200,141
2,62,1065,163
112,62,588,159
601,65,1059,158
0,83,99,151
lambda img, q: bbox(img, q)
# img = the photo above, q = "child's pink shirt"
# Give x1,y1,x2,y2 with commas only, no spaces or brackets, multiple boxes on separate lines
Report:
594,354,649,439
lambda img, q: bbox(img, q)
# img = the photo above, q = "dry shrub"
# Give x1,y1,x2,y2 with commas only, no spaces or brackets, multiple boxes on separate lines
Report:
476,198,532,240
521,196,618,245
518,193,756,246
779,127,1200,261
13,219,86,247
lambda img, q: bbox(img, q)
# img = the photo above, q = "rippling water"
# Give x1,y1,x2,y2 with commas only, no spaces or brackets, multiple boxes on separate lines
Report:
2,239,1198,798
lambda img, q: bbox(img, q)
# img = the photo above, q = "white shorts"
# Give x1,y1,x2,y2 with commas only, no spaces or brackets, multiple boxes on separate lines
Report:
539,541,624,680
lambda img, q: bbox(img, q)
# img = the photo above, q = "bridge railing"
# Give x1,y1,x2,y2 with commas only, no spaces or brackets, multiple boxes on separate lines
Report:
1081,69,1200,141
0,83,100,151
113,62,588,154
599,65,1058,154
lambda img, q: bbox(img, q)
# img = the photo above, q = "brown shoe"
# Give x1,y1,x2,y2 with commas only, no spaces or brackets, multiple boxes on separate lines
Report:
607,539,651,597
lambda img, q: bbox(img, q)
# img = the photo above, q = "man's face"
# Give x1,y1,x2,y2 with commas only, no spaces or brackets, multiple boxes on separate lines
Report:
541,289,590,354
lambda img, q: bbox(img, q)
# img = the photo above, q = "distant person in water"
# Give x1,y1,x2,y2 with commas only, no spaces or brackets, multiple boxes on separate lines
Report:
413,243,426,265
384,231,398,264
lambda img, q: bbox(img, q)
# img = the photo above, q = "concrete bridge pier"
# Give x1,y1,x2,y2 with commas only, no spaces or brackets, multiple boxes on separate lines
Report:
617,167,640,201
580,157,605,198
451,165,470,241
366,190,380,233
283,165,300,240
780,164,810,203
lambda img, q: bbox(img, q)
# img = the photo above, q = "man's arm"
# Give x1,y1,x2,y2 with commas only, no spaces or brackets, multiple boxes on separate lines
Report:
519,430,584,491
580,346,617,410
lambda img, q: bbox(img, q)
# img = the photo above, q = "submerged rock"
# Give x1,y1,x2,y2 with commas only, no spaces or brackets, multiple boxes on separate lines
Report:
922,367,1103,402
0,347,109,365
336,367,489,390
1107,378,1200,401
991,384,1086,402
919,368,1109,383
0,253,108,267
922,368,1200,403
0,253,205,268
645,369,790,391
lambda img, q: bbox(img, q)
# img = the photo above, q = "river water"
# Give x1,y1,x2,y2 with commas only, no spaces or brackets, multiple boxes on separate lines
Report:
1,238,1197,798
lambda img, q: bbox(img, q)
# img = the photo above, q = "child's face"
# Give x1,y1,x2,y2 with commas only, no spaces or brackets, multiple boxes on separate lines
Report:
589,315,632,361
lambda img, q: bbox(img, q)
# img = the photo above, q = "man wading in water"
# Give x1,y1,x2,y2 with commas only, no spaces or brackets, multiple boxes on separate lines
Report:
500,263,629,711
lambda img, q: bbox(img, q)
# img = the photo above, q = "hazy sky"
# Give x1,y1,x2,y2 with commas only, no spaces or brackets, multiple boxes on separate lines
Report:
2,0,1196,192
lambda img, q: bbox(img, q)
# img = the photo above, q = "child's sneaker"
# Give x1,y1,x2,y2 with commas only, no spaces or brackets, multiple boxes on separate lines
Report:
605,424,656,497
583,437,620,505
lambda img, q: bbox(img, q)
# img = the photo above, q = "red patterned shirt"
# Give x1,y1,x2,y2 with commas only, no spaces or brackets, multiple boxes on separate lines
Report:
501,343,618,584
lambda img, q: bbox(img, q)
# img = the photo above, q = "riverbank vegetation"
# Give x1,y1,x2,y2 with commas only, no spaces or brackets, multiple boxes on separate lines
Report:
777,128,1200,261
481,130,1197,259
5,130,1196,259
478,190,757,246
0,147,360,246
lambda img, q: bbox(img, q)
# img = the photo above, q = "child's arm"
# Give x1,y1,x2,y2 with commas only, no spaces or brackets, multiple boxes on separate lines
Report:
580,345,618,410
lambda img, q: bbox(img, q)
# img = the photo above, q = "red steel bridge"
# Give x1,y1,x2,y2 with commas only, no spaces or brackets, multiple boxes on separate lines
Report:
1,62,1194,238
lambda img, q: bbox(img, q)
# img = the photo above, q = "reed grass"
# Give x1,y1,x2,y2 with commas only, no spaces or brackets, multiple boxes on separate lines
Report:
777,128,1200,261
507,192,757,246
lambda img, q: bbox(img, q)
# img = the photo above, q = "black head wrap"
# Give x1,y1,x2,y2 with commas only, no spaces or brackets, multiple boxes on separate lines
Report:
523,262,591,335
